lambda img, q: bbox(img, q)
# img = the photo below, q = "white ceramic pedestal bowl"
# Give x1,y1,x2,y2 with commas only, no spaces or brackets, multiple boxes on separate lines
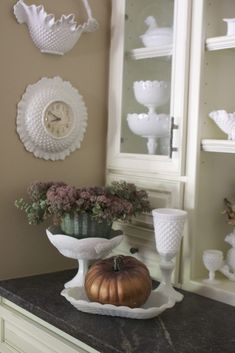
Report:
133,81,170,114
127,113,170,154
46,227,123,288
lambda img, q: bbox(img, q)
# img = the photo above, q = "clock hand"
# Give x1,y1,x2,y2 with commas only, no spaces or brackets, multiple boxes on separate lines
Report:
48,112,62,121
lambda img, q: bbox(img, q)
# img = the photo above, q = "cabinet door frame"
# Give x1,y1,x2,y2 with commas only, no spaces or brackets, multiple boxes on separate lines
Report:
107,0,192,179
181,0,235,308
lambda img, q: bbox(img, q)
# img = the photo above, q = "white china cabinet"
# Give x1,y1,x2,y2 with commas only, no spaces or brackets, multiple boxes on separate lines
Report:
182,0,235,306
107,0,235,306
106,0,192,282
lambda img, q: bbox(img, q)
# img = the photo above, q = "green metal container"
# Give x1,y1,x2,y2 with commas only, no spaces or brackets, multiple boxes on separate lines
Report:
60,213,112,238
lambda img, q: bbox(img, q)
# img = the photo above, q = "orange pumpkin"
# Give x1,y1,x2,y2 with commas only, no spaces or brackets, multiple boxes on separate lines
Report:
85,255,152,308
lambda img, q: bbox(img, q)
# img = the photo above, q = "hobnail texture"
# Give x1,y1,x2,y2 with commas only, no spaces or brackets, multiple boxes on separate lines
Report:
127,113,170,138
134,81,170,111
14,0,99,55
152,208,187,256
209,110,235,140
16,77,88,160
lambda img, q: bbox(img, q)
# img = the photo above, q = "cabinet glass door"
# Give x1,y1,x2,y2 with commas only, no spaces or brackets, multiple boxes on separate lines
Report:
121,0,174,156
107,0,191,176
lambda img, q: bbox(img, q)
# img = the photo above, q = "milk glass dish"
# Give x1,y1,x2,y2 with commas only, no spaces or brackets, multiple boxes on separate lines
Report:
209,110,235,141
140,16,173,48
127,113,170,155
46,227,123,288
203,249,223,284
133,81,170,114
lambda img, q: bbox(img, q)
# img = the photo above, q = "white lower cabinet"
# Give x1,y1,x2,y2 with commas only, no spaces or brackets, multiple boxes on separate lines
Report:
0,298,99,353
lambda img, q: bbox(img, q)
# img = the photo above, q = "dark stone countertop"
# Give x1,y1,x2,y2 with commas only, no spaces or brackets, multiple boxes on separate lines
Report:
0,269,234,353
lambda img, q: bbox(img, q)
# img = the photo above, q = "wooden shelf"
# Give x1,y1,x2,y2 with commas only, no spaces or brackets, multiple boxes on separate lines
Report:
206,35,235,51
183,278,235,307
201,139,235,153
129,45,172,60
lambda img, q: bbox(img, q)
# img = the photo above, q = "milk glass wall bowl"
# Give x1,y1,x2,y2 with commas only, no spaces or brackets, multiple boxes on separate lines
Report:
134,80,170,113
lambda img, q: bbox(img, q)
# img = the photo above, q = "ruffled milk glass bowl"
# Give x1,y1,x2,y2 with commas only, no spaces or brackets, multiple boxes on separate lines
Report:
133,81,170,114
127,113,170,155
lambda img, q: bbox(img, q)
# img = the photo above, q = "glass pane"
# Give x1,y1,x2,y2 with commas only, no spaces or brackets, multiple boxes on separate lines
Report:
120,0,174,156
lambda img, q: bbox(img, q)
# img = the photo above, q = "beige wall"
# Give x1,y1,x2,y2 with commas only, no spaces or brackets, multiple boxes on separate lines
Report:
0,0,111,279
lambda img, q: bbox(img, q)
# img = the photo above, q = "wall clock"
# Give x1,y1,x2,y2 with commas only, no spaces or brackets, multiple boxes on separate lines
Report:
16,76,88,160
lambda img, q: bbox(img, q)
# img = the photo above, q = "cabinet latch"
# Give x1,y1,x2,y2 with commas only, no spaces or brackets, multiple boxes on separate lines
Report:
169,116,179,158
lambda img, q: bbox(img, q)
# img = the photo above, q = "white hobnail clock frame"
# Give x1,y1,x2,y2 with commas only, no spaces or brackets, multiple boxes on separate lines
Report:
16,76,88,160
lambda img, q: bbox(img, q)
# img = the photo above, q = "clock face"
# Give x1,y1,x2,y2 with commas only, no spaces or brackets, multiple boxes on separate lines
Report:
43,101,74,138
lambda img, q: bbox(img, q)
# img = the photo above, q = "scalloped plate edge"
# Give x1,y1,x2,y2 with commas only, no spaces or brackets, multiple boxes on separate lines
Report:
61,287,175,319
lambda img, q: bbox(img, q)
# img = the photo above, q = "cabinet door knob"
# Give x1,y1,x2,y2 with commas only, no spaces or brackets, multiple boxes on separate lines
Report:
130,247,139,254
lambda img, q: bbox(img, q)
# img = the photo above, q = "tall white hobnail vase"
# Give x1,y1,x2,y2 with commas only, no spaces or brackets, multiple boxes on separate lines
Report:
152,208,187,302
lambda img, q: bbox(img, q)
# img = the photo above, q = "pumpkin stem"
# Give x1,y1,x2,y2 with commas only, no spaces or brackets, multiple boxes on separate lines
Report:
113,256,123,271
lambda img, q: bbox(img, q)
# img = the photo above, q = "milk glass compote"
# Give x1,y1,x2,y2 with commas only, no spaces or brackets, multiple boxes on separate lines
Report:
133,80,170,114
152,208,187,302
203,249,223,284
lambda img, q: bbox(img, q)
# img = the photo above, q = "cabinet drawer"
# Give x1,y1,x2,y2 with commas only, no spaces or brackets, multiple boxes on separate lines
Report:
0,300,97,353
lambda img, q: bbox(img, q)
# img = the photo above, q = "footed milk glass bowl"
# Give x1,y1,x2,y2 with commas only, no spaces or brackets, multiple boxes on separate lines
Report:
46,227,123,288
127,113,170,154
127,113,170,137
134,81,170,114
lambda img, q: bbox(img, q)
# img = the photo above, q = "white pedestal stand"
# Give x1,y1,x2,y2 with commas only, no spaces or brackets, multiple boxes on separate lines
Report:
46,227,123,288
157,258,183,302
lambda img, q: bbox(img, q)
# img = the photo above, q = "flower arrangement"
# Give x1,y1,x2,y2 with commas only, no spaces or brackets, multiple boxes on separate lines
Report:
223,198,235,226
15,181,151,228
